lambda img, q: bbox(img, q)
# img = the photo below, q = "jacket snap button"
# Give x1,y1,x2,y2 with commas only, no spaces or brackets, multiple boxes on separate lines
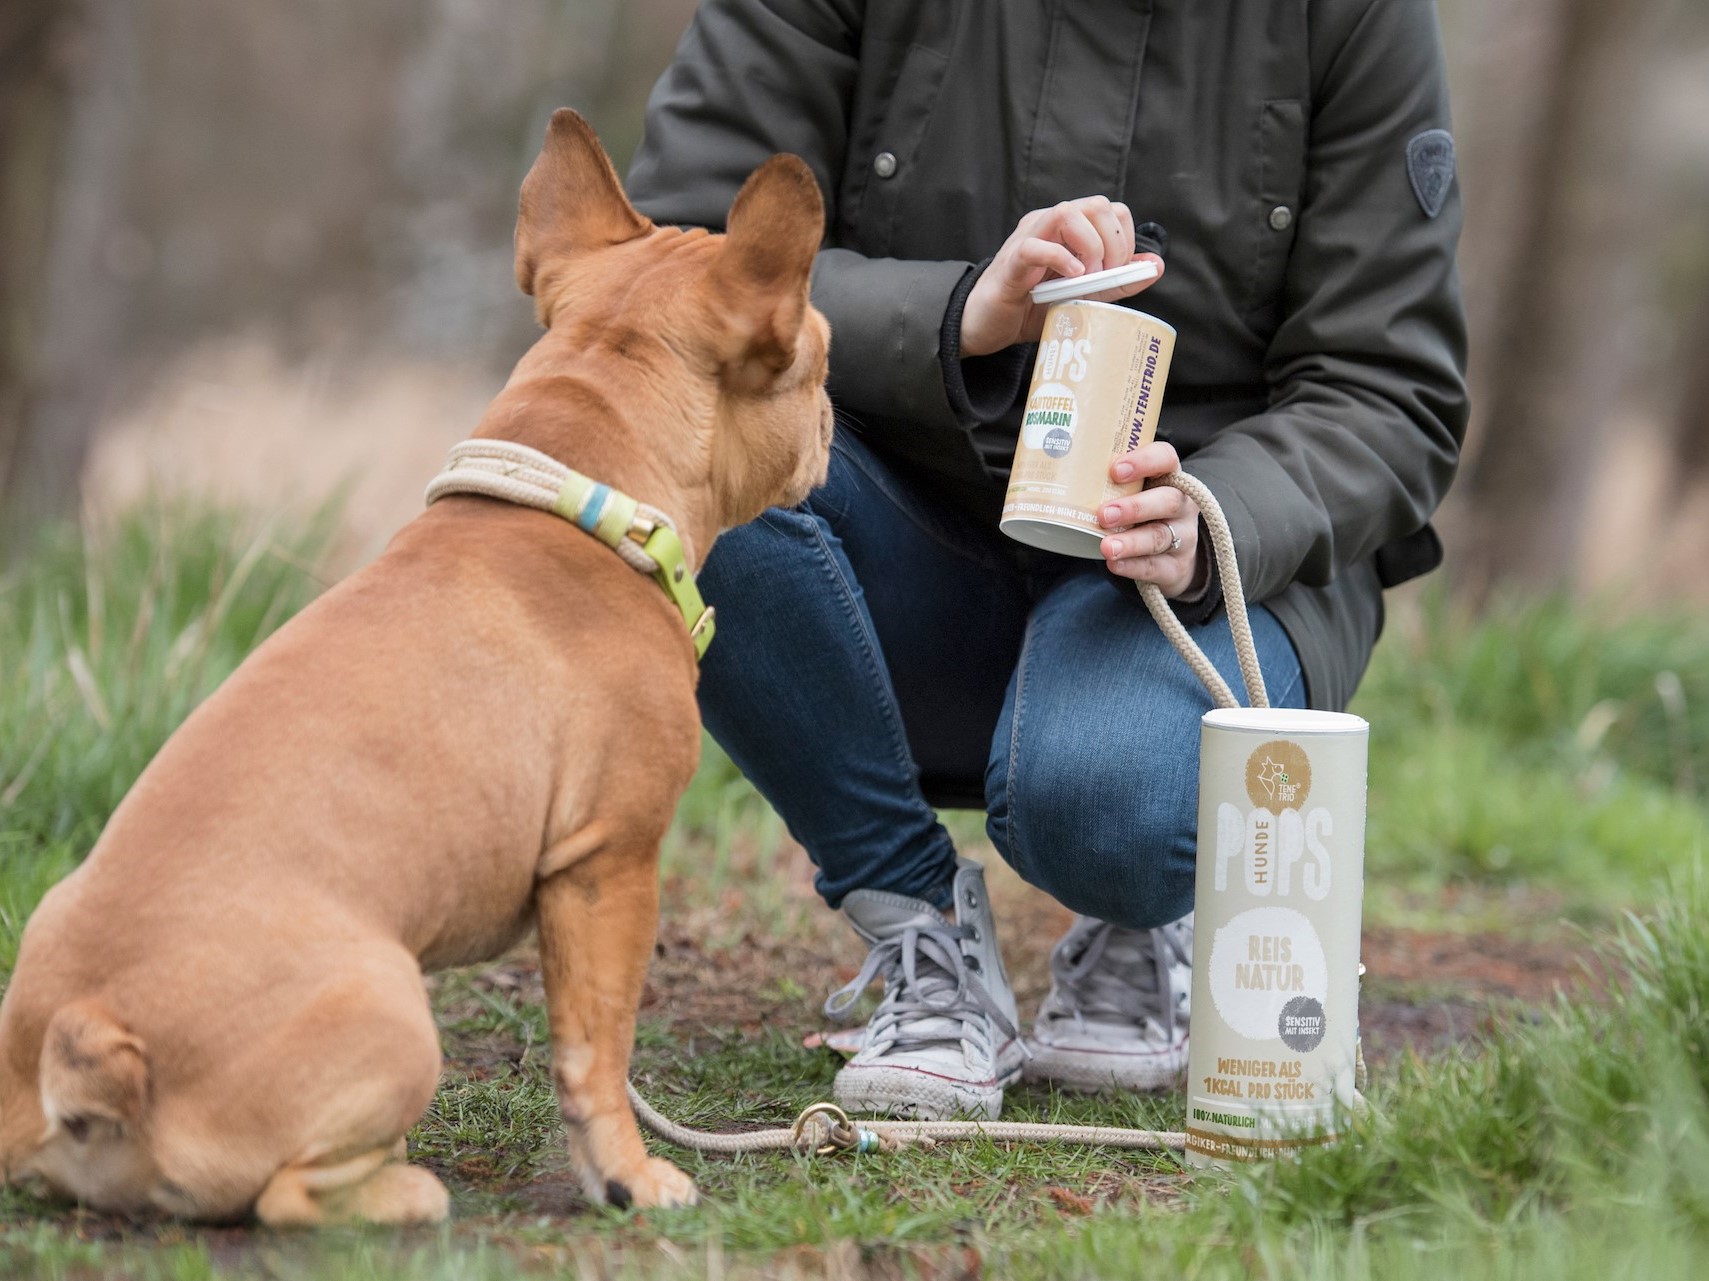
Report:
1268,205,1294,231
873,151,898,179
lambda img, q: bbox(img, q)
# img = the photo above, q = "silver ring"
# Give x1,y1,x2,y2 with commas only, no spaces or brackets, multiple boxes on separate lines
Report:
1164,522,1181,553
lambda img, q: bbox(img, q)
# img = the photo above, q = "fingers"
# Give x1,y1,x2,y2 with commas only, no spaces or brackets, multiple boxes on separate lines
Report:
1112,201,1136,254
1100,520,1178,559
1008,236,1086,284
1100,484,1200,598
1110,440,1182,483
965,196,1147,358
1097,484,1187,531
1079,199,1131,272
1101,517,1197,595
1051,205,1110,274
1020,196,1133,277
1102,526,1189,574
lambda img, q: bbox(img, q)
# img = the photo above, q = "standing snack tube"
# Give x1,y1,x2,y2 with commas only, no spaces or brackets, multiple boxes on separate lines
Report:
1184,708,1369,1167
1000,300,1176,557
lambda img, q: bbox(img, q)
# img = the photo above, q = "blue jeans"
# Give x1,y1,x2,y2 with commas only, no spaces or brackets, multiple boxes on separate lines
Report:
697,431,1306,930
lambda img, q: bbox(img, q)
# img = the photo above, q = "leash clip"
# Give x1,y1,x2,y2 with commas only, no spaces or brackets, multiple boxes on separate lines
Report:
790,1101,879,1157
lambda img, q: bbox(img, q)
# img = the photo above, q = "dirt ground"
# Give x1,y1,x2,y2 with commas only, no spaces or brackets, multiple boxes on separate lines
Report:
442,843,1603,1087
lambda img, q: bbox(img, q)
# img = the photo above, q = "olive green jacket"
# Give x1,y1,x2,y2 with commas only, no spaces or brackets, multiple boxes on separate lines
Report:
628,0,1468,710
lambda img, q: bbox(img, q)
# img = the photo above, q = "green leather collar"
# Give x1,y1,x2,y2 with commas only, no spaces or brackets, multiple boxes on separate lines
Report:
552,470,716,660
425,441,714,660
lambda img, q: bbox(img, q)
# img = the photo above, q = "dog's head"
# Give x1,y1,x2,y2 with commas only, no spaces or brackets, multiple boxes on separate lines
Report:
513,110,833,542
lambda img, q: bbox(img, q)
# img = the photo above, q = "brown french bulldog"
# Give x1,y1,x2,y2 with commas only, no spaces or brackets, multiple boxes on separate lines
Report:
0,110,833,1223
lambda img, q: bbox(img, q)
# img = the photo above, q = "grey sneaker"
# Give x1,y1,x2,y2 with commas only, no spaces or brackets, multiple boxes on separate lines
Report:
826,859,1024,1120
1023,914,1192,1092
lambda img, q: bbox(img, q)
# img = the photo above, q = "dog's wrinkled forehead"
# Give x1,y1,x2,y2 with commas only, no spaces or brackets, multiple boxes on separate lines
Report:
547,228,719,336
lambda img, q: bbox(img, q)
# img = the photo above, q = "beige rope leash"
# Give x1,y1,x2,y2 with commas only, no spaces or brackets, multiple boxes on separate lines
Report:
626,1083,1186,1156
1135,471,1268,712
629,471,1268,1161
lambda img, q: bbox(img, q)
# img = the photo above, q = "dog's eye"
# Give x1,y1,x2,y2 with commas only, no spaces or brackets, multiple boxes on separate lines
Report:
62,1116,90,1143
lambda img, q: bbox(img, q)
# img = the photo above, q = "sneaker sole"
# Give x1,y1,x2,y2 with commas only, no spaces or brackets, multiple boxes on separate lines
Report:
834,1049,1024,1122
1022,1039,1188,1093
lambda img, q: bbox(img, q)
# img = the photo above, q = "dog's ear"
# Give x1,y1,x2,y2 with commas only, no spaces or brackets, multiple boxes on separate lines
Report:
39,1001,150,1136
701,155,825,385
515,109,651,297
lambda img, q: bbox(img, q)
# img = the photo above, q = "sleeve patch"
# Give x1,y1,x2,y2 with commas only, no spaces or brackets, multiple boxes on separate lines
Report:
1406,129,1456,219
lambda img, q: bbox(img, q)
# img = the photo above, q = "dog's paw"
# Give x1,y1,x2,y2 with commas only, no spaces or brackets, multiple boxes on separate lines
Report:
605,1158,698,1210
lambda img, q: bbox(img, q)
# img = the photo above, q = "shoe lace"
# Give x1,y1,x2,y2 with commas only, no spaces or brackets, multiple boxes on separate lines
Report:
823,922,1018,1056
1045,918,1190,1038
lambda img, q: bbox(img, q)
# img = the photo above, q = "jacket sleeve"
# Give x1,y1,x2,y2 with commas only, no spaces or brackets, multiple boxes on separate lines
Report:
1180,0,1469,606
625,0,997,434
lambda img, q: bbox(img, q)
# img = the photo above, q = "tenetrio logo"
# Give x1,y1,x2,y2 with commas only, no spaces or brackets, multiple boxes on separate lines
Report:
1215,740,1331,900
1245,739,1310,810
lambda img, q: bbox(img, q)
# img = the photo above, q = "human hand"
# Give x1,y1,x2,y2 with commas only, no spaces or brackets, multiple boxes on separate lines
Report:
1097,441,1202,599
960,196,1163,358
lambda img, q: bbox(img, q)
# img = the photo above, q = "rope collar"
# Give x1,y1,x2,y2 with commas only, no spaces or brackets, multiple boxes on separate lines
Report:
424,440,715,659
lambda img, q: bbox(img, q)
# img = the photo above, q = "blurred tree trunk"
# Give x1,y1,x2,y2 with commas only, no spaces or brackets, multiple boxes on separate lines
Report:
0,3,73,531
1666,288,1709,496
0,0,136,537
1449,0,1664,599
388,0,624,362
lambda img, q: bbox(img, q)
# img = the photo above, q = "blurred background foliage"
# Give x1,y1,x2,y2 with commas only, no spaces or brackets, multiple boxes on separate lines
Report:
3,6,1707,888
1,0,1706,600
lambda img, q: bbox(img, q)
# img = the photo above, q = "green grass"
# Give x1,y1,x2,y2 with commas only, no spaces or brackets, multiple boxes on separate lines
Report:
4,885,1708,1279
1359,592,1709,796
0,504,337,973
2,503,1709,1278
1354,590,1709,917
0,503,337,847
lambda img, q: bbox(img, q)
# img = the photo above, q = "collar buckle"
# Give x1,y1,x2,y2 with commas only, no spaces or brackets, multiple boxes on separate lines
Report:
688,605,717,657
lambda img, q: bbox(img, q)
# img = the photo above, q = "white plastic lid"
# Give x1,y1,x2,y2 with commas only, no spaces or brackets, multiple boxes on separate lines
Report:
1029,259,1159,306
1202,708,1369,734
